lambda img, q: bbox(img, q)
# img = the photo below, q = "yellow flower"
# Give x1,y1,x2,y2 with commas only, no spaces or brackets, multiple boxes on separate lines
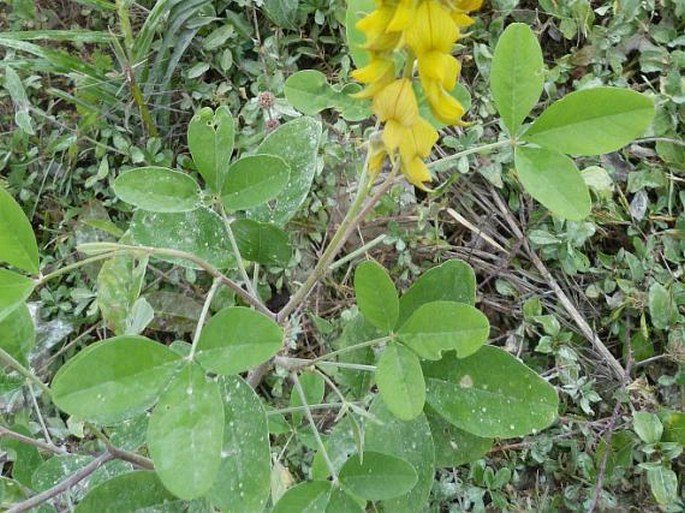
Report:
372,78,419,126
386,0,419,32
372,79,438,189
406,1,465,125
350,0,482,189
406,1,458,55
351,56,396,99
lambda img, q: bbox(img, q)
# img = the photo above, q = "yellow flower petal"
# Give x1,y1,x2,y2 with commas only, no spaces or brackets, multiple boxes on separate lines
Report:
387,0,417,32
406,1,458,55
453,0,483,12
382,119,408,152
417,51,461,91
401,156,432,189
451,12,475,27
372,79,419,126
351,57,395,84
397,117,438,163
425,81,465,125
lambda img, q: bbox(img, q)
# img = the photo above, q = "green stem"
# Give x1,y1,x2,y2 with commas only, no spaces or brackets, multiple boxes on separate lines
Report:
429,139,511,170
277,151,380,323
189,278,221,361
37,251,130,286
0,347,51,396
221,208,261,302
292,372,339,483
275,356,376,372
329,234,388,272
311,336,390,363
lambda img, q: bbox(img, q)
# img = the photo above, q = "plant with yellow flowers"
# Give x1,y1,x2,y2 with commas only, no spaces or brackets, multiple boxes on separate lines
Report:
351,0,483,189
0,3,660,512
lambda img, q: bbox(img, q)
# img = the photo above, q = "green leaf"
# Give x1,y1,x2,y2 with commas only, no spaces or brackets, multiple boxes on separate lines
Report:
515,146,591,221
522,87,655,155
195,307,283,375
398,259,476,326
0,269,34,323
284,70,338,115
332,83,373,121
32,454,93,492
247,117,322,226
326,489,365,513
354,260,399,332
660,410,685,445
490,23,544,135
345,0,375,68
75,471,177,513
187,106,235,192
426,408,493,467
646,466,678,505
129,208,236,270
1,425,42,487
423,346,559,438
272,481,332,513
222,155,290,211
0,304,34,368
4,65,34,134
263,0,300,29
97,254,148,336
112,167,201,213
376,344,425,421
148,363,224,500
232,218,292,266
207,376,271,513
340,451,417,501
145,291,203,334
365,399,435,513
51,336,181,424
398,301,490,360
633,411,663,444
0,186,40,274
648,282,673,330
290,371,326,426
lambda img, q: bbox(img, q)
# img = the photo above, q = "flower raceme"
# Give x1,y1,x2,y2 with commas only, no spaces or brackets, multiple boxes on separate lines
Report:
352,0,482,189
